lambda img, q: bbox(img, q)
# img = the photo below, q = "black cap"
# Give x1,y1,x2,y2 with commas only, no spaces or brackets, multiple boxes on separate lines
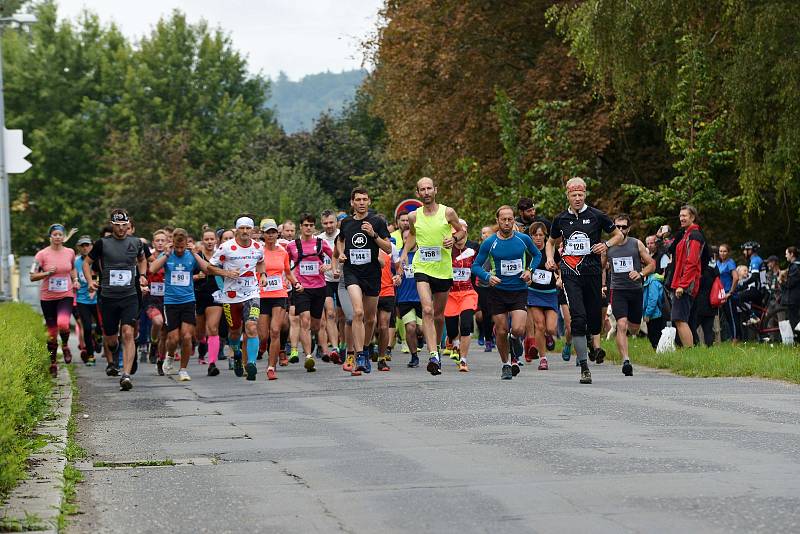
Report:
110,209,129,225
767,255,779,263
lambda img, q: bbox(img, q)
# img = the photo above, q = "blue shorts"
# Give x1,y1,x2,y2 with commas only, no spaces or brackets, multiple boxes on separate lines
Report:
527,289,558,312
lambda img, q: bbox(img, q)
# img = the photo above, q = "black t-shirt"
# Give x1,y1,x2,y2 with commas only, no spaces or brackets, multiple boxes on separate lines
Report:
88,235,149,299
550,205,614,276
337,214,390,277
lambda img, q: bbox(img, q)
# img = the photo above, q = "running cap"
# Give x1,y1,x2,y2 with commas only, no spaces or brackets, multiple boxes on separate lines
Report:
458,218,468,228
235,216,255,229
110,209,129,225
48,223,66,235
76,235,92,245
260,218,278,232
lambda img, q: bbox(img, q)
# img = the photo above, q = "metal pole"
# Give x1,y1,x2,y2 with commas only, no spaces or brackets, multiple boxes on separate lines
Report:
0,27,9,301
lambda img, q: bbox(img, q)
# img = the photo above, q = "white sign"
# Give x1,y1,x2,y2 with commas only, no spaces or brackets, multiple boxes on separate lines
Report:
4,129,32,174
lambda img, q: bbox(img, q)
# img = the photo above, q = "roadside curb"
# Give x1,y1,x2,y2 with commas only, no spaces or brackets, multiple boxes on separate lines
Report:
0,364,73,533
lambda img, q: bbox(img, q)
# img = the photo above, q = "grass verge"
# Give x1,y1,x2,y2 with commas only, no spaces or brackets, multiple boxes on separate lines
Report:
0,302,53,499
57,364,85,532
92,459,175,468
555,334,800,383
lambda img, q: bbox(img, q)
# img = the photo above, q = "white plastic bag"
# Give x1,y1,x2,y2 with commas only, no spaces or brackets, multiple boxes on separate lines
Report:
656,326,677,353
779,320,795,345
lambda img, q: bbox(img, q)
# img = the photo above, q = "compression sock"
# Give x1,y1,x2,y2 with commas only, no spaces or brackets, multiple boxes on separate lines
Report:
198,335,208,358
573,335,589,364
229,337,242,353
207,336,220,364
246,336,259,365
47,340,58,364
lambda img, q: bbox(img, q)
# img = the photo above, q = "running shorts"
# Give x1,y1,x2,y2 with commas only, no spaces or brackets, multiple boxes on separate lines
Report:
414,272,453,294
98,296,139,337
610,288,643,324
488,288,527,316
223,297,260,330
260,297,288,314
294,286,326,319
398,301,423,325
444,289,478,317
164,302,196,332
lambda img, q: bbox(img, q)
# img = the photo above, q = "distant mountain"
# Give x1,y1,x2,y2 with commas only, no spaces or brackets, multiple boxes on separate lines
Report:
267,69,368,134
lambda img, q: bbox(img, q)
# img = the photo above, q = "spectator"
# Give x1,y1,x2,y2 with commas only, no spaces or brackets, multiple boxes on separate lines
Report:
693,253,720,347
642,272,667,349
668,205,704,348
515,197,550,235
781,246,800,333
646,229,671,275
716,244,740,341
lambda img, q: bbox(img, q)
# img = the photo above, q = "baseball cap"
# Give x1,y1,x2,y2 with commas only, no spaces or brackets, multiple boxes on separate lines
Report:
110,209,129,225
260,218,278,232
767,255,779,263
76,235,92,246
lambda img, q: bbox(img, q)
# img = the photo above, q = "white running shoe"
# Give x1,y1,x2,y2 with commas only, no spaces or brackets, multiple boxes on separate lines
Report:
163,355,175,375
177,369,191,382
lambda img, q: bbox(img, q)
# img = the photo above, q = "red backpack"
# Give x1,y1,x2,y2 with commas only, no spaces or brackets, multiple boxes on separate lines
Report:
709,276,726,307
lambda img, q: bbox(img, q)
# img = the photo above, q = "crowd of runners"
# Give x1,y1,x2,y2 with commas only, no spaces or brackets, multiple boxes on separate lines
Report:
31,177,800,390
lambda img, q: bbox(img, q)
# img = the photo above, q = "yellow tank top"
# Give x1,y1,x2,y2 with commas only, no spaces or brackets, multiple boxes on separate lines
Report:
412,204,453,279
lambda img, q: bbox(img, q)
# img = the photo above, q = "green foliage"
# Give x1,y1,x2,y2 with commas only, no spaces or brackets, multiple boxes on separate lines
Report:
0,303,52,497
268,69,368,133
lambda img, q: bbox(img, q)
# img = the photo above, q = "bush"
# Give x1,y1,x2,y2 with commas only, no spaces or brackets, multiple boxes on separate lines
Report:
0,302,52,496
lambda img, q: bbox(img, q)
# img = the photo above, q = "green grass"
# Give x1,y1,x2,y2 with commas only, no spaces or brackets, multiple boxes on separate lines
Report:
556,335,800,383
0,303,53,498
58,364,86,532
92,459,175,468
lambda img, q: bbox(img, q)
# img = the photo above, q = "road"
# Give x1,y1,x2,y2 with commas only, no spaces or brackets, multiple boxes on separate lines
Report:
70,348,800,533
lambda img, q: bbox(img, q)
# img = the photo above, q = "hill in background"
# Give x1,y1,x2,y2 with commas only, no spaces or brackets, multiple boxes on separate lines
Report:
268,69,367,133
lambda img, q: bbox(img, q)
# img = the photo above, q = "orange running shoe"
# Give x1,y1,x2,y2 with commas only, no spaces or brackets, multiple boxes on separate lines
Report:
266,368,277,380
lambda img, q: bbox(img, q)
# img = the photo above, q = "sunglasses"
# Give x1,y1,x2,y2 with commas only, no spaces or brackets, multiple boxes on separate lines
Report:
615,224,630,230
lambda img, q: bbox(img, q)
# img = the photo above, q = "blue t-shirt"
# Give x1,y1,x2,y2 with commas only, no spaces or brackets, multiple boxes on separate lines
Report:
75,256,96,305
749,254,763,274
163,251,199,305
472,232,541,292
717,258,737,292
397,250,420,303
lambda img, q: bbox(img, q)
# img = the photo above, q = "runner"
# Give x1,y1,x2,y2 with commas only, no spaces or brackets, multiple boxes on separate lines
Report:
148,228,212,381
83,209,150,391
472,206,540,380
74,235,100,366
397,230,423,368
526,222,559,371
515,197,551,235
146,230,169,374
475,225,495,352
444,219,478,372
194,227,224,376
286,214,333,372
606,214,654,376
316,209,342,364
209,215,266,381
546,177,623,384
375,245,400,371
335,187,392,374
216,228,234,366
31,224,78,377
401,177,465,376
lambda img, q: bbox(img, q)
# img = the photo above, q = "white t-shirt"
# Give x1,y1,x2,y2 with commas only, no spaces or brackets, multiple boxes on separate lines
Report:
210,239,264,303
316,230,340,282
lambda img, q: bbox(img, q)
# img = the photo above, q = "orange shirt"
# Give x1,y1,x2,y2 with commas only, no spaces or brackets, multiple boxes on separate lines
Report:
260,246,290,298
379,251,396,298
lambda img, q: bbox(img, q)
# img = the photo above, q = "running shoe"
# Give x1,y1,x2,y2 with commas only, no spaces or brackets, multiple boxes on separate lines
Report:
266,368,277,380
442,343,453,357
622,360,633,376
207,363,219,376
546,334,555,351
377,359,390,372
119,373,133,391
279,351,288,367
178,369,192,382
363,354,372,374
304,357,316,372
561,343,572,362
580,368,592,384
87,356,96,367
163,355,175,375
49,363,58,378
321,351,331,363
449,348,461,362
355,351,367,373
511,360,520,377
157,359,164,376
538,357,549,371
343,354,355,372
385,348,392,361
233,350,244,377
245,362,257,381
408,354,420,368
588,347,597,362
350,367,362,376
80,349,89,364
595,347,606,365
501,364,513,380
510,335,523,361
459,359,469,372
106,363,119,377
63,347,73,365
329,348,341,365
427,354,442,376
401,343,410,353
288,348,299,364
477,336,485,346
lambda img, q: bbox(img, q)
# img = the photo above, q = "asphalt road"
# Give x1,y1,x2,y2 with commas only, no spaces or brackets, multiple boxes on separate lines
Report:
70,347,800,533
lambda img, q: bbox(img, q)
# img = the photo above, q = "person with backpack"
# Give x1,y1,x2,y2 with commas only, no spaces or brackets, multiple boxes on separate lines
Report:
668,205,705,348
692,248,721,347
781,246,800,336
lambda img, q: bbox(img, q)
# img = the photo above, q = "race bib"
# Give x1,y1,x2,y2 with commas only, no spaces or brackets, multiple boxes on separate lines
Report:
170,271,191,287
212,290,223,303
299,261,319,276
612,256,634,274
109,269,132,287
237,276,259,291
500,259,523,277
150,282,165,296
417,246,442,262
453,267,471,282
263,275,283,292
564,235,591,256
532,269,552,285
48,277,69,292
403,265,415,279
78,270,87,284
349,249,371,265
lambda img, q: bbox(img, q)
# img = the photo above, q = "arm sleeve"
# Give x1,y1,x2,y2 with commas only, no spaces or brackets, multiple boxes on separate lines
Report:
88,239,102,261
471,238,493,282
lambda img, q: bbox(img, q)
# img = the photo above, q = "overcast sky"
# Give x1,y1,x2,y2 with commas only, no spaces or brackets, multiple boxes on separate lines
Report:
55,0,383,80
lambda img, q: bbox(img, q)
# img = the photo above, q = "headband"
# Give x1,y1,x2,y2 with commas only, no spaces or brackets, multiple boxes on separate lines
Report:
48,224,65,235
567,183,586,193
235,217,255,229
